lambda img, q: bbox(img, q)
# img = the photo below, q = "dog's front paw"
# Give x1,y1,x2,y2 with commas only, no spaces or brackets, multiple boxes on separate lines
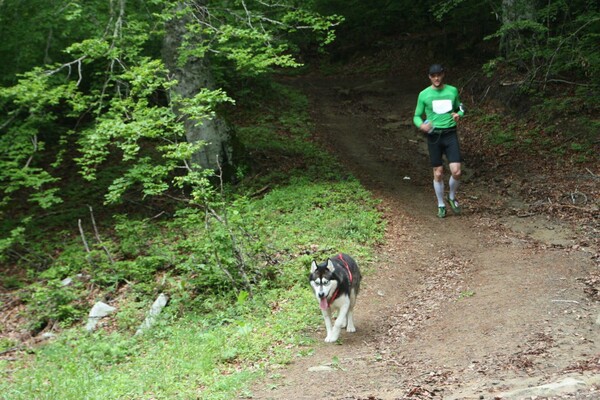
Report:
346,325,356,333
324,334,339,343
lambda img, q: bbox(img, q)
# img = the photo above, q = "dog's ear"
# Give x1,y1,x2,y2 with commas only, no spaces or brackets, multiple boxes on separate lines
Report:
326,259,335,273
310,260,318,273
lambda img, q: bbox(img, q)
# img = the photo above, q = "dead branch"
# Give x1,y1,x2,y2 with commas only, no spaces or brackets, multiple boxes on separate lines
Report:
45,57,86,86
500,80,525,86
0,346,22,356
551,299,580,304
23,134,38,168
87,205,114,264
149,211,167,220
204,207,238,291
250,185,270,198
548,203,595,213
543,17,600,90
480,86,491,102
206,205,253,296
0,114,15,131
78,219,91,254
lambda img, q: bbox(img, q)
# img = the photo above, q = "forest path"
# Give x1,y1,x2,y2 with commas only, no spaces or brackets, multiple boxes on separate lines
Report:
247,72,599,399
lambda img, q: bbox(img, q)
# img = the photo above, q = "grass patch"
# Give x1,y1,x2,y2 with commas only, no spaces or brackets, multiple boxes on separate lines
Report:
1,286,318,399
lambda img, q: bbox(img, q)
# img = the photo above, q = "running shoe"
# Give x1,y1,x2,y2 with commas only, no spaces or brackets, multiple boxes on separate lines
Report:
447,195,461,214
437,206,446,218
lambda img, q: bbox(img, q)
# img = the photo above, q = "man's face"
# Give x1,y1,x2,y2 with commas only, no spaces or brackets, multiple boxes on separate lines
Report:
429,72,444,88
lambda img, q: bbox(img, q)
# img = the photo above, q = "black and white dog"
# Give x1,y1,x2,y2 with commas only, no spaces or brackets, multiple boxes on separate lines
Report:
309,253,361,343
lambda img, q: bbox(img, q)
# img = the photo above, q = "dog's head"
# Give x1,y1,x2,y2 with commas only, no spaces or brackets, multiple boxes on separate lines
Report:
309,259,339,310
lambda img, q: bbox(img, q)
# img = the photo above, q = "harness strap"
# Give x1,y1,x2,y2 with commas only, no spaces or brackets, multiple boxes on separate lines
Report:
328,254,353,306
337,253,353,282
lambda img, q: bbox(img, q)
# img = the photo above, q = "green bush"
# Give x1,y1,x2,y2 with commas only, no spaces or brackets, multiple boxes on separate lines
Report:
22,280,85,331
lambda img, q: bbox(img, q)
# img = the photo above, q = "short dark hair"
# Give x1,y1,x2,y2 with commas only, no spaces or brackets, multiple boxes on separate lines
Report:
428,64,445,75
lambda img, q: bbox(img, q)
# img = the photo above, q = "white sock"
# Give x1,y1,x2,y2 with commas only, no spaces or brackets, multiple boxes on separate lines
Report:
433,180,445,207
449,176,460,201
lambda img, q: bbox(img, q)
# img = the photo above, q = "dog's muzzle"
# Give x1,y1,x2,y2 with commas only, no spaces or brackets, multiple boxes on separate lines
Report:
319,293,329,310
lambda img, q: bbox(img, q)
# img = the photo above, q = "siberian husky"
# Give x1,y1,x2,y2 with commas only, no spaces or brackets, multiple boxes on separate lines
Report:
309,253,361,343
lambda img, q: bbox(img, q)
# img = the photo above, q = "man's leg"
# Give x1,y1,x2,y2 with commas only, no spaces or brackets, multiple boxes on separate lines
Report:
433,175,446,218
447,162,462,214
448,162,461,200
433,166,445,207
428,136,446,217
444,130,462,214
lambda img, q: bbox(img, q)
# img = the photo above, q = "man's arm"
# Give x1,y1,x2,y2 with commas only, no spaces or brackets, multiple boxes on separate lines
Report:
451,88,464,123
413,93,425,128
453,88,465,118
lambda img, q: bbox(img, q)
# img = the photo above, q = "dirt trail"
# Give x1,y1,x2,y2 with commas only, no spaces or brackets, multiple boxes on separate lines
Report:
248,73,599,399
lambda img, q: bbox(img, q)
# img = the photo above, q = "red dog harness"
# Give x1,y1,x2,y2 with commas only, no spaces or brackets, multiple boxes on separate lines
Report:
328,253,353,306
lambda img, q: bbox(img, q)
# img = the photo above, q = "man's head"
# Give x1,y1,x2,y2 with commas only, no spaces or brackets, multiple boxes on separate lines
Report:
428,64,445,88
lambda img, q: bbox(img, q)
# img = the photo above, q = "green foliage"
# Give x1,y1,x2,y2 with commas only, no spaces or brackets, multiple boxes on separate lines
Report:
0,275,24,291
0,0,344,263
2,78,382,327
0,225,28,263
0,285,315,399
314,0,432,44
458,289,475,300
169,1,343,76
113,217,156,257
432,0,468,21
0,338,17,353
475,1,600,162
95,257,167,286
486,18,549,52
483,1,600,88
21,280,85,331
531,87,599,123
469,100,597,165
0,3,376,398
37,243,89,280
67,331,141,367
0,69,385,396
254,178,383,251
0,171,382,397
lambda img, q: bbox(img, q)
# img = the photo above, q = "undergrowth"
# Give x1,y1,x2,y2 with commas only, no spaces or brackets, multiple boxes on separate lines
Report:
466,89,598,167
0,81,384,399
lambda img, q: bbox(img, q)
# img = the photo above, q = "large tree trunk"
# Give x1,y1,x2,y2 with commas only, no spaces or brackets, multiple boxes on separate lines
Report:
501,0,535,24
500,0,536,57
162,3,233,171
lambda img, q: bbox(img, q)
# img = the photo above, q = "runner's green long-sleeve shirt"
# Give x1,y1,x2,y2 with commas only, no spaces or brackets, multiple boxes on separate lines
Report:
413,84,464,129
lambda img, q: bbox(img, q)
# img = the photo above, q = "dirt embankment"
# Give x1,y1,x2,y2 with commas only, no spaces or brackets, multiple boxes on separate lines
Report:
248,71,599,400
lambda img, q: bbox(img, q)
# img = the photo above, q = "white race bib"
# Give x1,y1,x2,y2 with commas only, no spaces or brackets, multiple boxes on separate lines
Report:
432,99,453,114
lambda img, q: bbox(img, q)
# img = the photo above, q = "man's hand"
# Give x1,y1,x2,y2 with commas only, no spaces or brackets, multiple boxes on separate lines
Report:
451,112,460,123
420,121,433,133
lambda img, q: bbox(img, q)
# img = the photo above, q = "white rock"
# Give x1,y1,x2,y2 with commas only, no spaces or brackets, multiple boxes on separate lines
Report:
85,301,116,332
135,293,169,336
500,377,587,399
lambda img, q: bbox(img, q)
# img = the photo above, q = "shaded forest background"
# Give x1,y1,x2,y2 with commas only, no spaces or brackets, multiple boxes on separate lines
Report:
1,0,598,322
0,2,598,395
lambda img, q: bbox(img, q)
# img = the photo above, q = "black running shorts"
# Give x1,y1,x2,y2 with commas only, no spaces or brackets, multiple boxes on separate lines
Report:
426,129,462,167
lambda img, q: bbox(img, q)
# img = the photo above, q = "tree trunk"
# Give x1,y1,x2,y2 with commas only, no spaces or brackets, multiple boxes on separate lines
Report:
500,0,536,57
162,3,233,171
501,0,534,25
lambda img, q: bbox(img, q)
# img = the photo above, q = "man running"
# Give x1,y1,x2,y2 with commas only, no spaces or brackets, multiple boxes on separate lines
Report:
413,64,465,218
